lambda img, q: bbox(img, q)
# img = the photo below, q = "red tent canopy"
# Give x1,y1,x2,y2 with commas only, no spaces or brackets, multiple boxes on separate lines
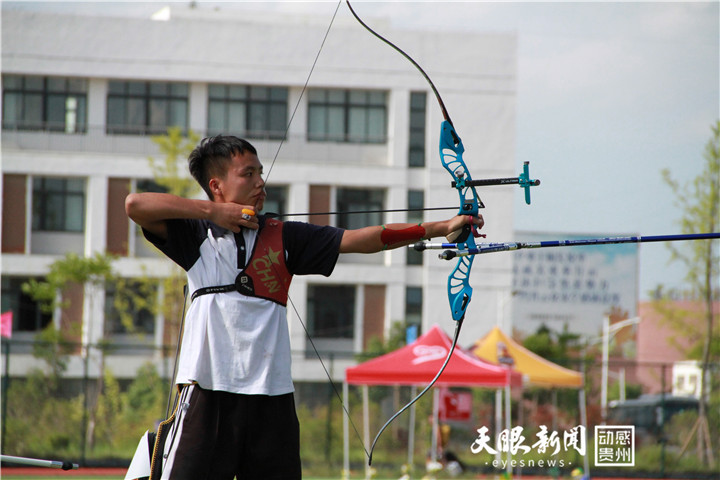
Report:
346,324,523,388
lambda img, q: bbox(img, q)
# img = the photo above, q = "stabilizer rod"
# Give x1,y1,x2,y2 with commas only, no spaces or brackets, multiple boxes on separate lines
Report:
1,454,79,470
451,161,540,204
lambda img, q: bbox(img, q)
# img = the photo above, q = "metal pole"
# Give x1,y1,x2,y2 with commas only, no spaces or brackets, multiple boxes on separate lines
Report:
578,388,590,478
408,385,417,470
495,389,502,468
601,316,641,423
1,454,78,470
342,381,349,480
505,384,512,477
325,353,334,463
601,317,609,424
2,341,10,449
362,386,370,480
431,388,439,462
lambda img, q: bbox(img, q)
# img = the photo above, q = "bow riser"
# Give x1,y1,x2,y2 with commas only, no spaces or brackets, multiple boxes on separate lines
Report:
439,120,482,322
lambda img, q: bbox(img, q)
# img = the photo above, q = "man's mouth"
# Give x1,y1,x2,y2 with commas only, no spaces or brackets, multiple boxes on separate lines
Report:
253,192,266,208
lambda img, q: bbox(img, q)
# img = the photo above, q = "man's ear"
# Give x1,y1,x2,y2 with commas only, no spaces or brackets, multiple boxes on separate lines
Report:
208,178,222,200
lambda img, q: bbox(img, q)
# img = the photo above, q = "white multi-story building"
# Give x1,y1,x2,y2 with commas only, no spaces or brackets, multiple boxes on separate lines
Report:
1,5,517,385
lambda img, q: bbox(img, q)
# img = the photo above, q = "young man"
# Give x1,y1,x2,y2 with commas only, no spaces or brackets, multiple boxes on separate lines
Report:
125,136,483,479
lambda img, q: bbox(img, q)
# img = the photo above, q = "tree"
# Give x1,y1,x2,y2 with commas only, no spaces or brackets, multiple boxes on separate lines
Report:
660,120,720,466
18,128,201,457
22,252,117,455
22,252,115,375
148,126,201,198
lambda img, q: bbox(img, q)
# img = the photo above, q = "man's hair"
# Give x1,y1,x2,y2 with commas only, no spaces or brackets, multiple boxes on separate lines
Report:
188,136,258,200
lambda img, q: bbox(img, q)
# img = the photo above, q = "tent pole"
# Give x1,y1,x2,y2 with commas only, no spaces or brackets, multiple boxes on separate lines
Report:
579,386,590,477
408,385,418,471
431,388,440,462
552,389,558,432
495,389,502,470
363,385,370,479
505,383,512,477
343,381,349,480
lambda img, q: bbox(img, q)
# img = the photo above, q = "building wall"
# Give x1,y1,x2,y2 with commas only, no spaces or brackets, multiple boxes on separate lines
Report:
1,6,517,381
636,300,717,394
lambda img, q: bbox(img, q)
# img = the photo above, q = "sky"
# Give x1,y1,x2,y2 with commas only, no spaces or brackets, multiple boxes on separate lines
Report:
4,1,719,300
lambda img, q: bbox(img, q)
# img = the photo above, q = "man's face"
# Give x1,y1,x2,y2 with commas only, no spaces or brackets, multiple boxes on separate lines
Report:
211,151,266,211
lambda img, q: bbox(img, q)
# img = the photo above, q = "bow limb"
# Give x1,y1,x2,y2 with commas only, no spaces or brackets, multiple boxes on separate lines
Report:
346,0,453,126
367,318,463,466
347,0,484,464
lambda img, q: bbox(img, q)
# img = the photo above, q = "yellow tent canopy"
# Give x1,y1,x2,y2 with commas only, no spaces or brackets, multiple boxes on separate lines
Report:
471,326,583,388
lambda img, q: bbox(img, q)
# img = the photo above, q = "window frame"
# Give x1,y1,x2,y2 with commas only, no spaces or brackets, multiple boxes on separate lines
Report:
0,276,52,334
336,188,385,230
207,84,288,139
307,284,356,339
106,80,188,135
307,88,387,144
408,91,427,167
31,176,86,233
2,74,88,133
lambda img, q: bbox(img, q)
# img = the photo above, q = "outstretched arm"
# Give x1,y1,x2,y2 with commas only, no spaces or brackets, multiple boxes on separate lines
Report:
339,215,484,254
125,192,259,240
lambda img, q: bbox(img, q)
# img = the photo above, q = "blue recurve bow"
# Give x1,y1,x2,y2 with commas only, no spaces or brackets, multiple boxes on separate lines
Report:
345,0,487,465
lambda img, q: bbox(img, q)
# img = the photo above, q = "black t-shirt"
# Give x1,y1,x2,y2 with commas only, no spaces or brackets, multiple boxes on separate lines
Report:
143,215,344,278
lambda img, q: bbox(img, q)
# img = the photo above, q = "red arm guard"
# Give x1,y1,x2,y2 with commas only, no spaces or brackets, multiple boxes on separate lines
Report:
380,224,426,248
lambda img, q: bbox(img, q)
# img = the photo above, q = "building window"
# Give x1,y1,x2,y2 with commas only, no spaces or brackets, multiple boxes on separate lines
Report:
336,188,384,230
1,276,52,334
104,280,156,335
107,80,188,135
308,88,386,143
405,286,423,329
2,74,88,133
32,177,85,232
307,285,355,338
407,190,424,265
207,84,288,139
409,92,427,167
263,185,288,218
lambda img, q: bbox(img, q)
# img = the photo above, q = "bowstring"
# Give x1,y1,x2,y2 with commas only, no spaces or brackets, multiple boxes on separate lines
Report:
367,318,463,465
263,0,340,182
266,205,458,219
253,0,371,461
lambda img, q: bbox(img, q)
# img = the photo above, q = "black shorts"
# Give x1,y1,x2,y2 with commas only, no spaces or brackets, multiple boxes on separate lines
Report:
157,384,301,480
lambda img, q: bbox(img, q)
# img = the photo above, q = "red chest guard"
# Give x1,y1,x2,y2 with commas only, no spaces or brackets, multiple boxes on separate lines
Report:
191,218,292,306
237,218,292,306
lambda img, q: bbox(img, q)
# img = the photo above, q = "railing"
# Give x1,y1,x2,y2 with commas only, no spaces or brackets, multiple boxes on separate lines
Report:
1,124,394,167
